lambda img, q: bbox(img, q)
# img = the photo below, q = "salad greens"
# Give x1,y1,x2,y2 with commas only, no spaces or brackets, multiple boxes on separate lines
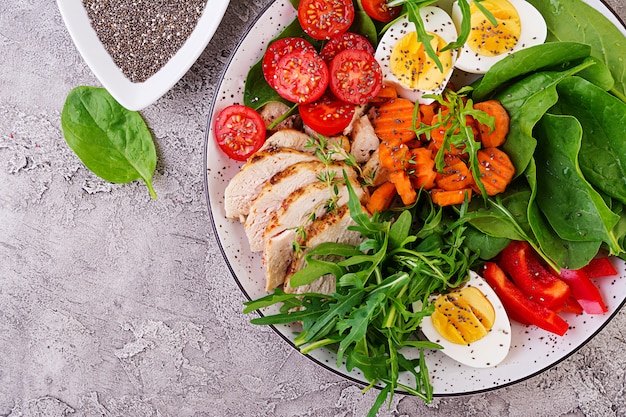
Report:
527,0,626,102
61,86,158,199
244,182,476,417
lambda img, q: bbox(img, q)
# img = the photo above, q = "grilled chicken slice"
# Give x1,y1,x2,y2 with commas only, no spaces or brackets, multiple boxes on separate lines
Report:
245,161,357,252
362,148,390,187
261,179,366,289
263,228,297,291
284,205,363,295
223,148,318,221
263,178,366,245
259,102,302,132
350,115,380,164
258,129,312,153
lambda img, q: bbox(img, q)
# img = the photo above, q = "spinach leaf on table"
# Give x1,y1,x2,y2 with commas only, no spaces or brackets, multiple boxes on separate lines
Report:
552,76,626,205
534,113,622,254
527,0,626,103
61,86,157,199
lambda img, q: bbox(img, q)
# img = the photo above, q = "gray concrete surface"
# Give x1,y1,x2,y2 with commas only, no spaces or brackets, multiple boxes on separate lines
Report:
1,0,626,416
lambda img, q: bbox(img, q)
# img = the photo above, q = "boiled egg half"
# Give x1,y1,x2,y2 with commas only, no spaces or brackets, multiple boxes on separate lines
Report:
374,6,458,104
451,0,547,74
419,270,511,368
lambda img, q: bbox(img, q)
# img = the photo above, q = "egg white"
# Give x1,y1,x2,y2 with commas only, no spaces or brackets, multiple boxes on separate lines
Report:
451,0,547,74
419,271,512,368
374,7,458,104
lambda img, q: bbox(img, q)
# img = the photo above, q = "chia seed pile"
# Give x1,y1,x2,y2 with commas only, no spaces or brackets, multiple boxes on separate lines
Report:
82,0,208,83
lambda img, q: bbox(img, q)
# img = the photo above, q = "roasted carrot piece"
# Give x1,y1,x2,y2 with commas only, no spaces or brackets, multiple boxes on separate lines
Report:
476,147,515,196
473,100,510,148
428,110,467,156
418,102,438,125
408,147,437,190
373,98,417,143
370,83,398,104
379,138,410,172
435,157,474,191
388,170,417,206
431,188,472,206
366,181,397,213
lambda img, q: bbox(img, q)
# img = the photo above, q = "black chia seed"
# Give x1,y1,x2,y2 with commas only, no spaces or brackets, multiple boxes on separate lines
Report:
82,0,208,83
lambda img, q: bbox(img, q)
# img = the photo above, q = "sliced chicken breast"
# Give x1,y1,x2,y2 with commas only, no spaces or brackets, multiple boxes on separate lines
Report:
350,115,380,164
258,129,312,153
263,178,366,244
262,180,367,290
284,205,363,295
223,148,318,221
245,161,356,252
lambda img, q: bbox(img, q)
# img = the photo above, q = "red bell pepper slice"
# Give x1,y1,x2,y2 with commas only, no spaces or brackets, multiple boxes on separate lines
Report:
498,241,571,310
556,295,583,316
482,262,569,336
581,257,617,279
557,268,608,315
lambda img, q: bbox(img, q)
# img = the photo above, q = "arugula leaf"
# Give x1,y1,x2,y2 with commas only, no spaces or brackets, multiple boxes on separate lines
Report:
61,86,157,199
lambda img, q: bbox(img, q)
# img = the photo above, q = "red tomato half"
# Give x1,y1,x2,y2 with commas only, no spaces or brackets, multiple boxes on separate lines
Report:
214,104,267,161
273,49,329,104
320,32,375,63
262,37,316,89
298,0,355,40
299,92,356,136
361,0,402,22
329,49,383,105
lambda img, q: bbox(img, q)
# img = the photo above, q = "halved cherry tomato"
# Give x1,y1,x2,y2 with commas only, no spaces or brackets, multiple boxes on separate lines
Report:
299,92,356,136
214,104,267,161
329,49,383,104
320,32,375,63
273,48,329,104
262,37,316,89
298,0,355,40
361,0,402,22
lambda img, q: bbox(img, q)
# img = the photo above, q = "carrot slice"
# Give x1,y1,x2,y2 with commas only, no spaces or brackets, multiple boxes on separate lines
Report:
431,188,472,206
370,83,398,104
435,158,474,191
476,147,515,196
373,98,417,143
379,138,410,172
408,147,437,190
366,181,397,213
388,170,417,206
418,102,438,126
473,100,510,148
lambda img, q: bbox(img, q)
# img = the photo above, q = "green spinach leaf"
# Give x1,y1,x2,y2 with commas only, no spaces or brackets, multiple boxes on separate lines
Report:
472,42,591,101
527,0,626,102
534,113,621,253
524,159,601,270
61,86,157,199
552,76,626,205
496,58,596,176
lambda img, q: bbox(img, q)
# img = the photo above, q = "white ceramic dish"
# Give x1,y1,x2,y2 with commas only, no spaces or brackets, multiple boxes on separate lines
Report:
204,0,626,397
57,0,230,110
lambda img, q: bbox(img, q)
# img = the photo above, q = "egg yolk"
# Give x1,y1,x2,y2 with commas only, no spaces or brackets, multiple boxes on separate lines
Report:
467,0,521,57
431,286,496,345
389,31,454,91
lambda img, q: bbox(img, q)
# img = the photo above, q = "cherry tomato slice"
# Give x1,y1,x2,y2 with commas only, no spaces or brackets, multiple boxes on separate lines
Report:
320,32,375,63
329,49,383,105
299,92,356,136
214,104,267,161
361,0,402,22
262,37,316,89
298,0,355,40
273,49,329,104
